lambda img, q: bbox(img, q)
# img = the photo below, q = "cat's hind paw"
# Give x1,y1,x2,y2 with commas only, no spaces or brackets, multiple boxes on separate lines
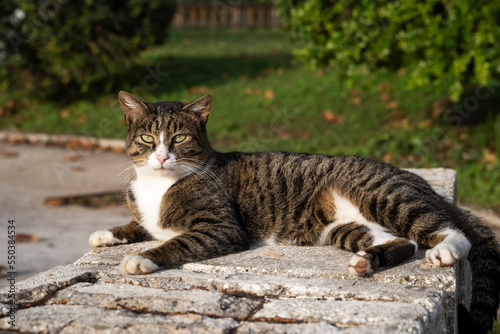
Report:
89,230,127,248
120,255,160,275
425,244,460,267
348,251,377,276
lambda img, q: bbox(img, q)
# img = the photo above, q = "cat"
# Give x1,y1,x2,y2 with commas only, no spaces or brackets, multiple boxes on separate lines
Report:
89,91,500,334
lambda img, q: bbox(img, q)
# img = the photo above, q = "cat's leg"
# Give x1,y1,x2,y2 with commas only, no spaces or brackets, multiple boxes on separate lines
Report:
321,190,418,276
423,228,471,266
121,221,249,275
89,220,152,247
320,219,418,275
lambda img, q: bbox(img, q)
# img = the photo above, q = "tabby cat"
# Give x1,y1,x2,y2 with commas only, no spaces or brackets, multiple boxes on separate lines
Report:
89,91,500,333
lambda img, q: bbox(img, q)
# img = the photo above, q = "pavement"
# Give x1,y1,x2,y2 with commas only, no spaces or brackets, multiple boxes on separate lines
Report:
0,141,130,287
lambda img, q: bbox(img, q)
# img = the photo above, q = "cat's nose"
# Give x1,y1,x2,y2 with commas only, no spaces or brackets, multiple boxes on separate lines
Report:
156,155,168,166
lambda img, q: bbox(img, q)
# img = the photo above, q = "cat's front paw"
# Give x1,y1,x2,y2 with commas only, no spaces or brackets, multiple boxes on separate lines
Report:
88,230,127,248
425,244,460,267
120,255,160,275
348,251,378,276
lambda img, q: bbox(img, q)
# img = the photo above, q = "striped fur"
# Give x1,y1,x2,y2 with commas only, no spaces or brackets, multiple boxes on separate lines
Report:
89,92,500,334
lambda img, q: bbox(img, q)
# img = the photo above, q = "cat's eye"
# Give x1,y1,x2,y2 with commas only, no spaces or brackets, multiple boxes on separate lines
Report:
141,134,154,143
172,134,187,143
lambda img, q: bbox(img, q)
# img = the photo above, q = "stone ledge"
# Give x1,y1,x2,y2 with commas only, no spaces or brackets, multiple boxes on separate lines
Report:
0,168,464,333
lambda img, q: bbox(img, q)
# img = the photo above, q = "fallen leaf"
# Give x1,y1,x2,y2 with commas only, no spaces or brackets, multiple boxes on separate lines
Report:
245,88,260,96
386,101,399,109
45,198,67,207
349,88,362,97
391,112,406,121
418,120,432,128
239,75,249,82
188,86,210,95
377,82,391,92
484,151,497,163
59,299,68,305
432,100,446,118
383,152,393,163
15,233,38,243
65,153,80,162
322,110,345,124
380,93,390,102
351,97,362,105
1,151,18,158
77,115,88,125
60,109,70,118
264,90,274,100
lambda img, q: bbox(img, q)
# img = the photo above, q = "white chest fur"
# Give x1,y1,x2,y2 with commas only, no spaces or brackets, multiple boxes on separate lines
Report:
130,169,181,241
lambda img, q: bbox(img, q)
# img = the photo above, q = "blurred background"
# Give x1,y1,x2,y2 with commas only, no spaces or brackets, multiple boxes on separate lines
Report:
1,1,500,326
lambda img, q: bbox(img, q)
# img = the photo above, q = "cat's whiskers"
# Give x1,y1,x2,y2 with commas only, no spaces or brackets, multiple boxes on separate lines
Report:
175,159,222,193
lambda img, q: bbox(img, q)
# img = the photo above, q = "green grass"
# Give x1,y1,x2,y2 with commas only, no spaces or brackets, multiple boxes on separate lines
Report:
1,28,500,211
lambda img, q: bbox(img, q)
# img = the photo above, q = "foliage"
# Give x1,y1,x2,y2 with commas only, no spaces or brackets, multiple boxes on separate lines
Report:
275,0,500,101
0,0,175,96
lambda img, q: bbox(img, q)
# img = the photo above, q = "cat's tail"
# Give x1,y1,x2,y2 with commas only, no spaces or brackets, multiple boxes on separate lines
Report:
456,210,500,334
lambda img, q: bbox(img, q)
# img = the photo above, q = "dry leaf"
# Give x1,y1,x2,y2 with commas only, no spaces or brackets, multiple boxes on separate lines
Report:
264,90,274,100
380,93,390,102
383,152,393,163
349,88,362,97
351,97,362,105
391,112,406,121
245,88,260,96
188,86,210,95
386,101,399,109
322,110,345,124
65,153,80,162
45,198,67,207
77,115,88,125
276,129,311,140
432,101,445,118
484,151,497,163
15,233,38,243
60,109,70,118
419,120,432,128
377,82,391,92
1,151,18,158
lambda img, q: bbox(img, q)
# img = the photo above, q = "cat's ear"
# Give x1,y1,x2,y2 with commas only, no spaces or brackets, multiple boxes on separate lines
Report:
182,94,212,123
118,91,148,125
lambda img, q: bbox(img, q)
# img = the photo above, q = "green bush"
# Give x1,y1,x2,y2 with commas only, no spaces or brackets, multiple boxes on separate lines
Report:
0,0,176,96
276,0,500,101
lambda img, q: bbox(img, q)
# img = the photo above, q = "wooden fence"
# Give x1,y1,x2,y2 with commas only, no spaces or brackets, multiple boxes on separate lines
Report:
172,1,281,28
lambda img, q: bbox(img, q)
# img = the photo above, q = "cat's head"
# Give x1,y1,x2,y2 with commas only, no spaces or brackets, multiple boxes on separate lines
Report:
118,91,213,177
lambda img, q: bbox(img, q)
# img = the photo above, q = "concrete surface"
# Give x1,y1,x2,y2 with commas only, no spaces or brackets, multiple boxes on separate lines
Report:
0,142,130,286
